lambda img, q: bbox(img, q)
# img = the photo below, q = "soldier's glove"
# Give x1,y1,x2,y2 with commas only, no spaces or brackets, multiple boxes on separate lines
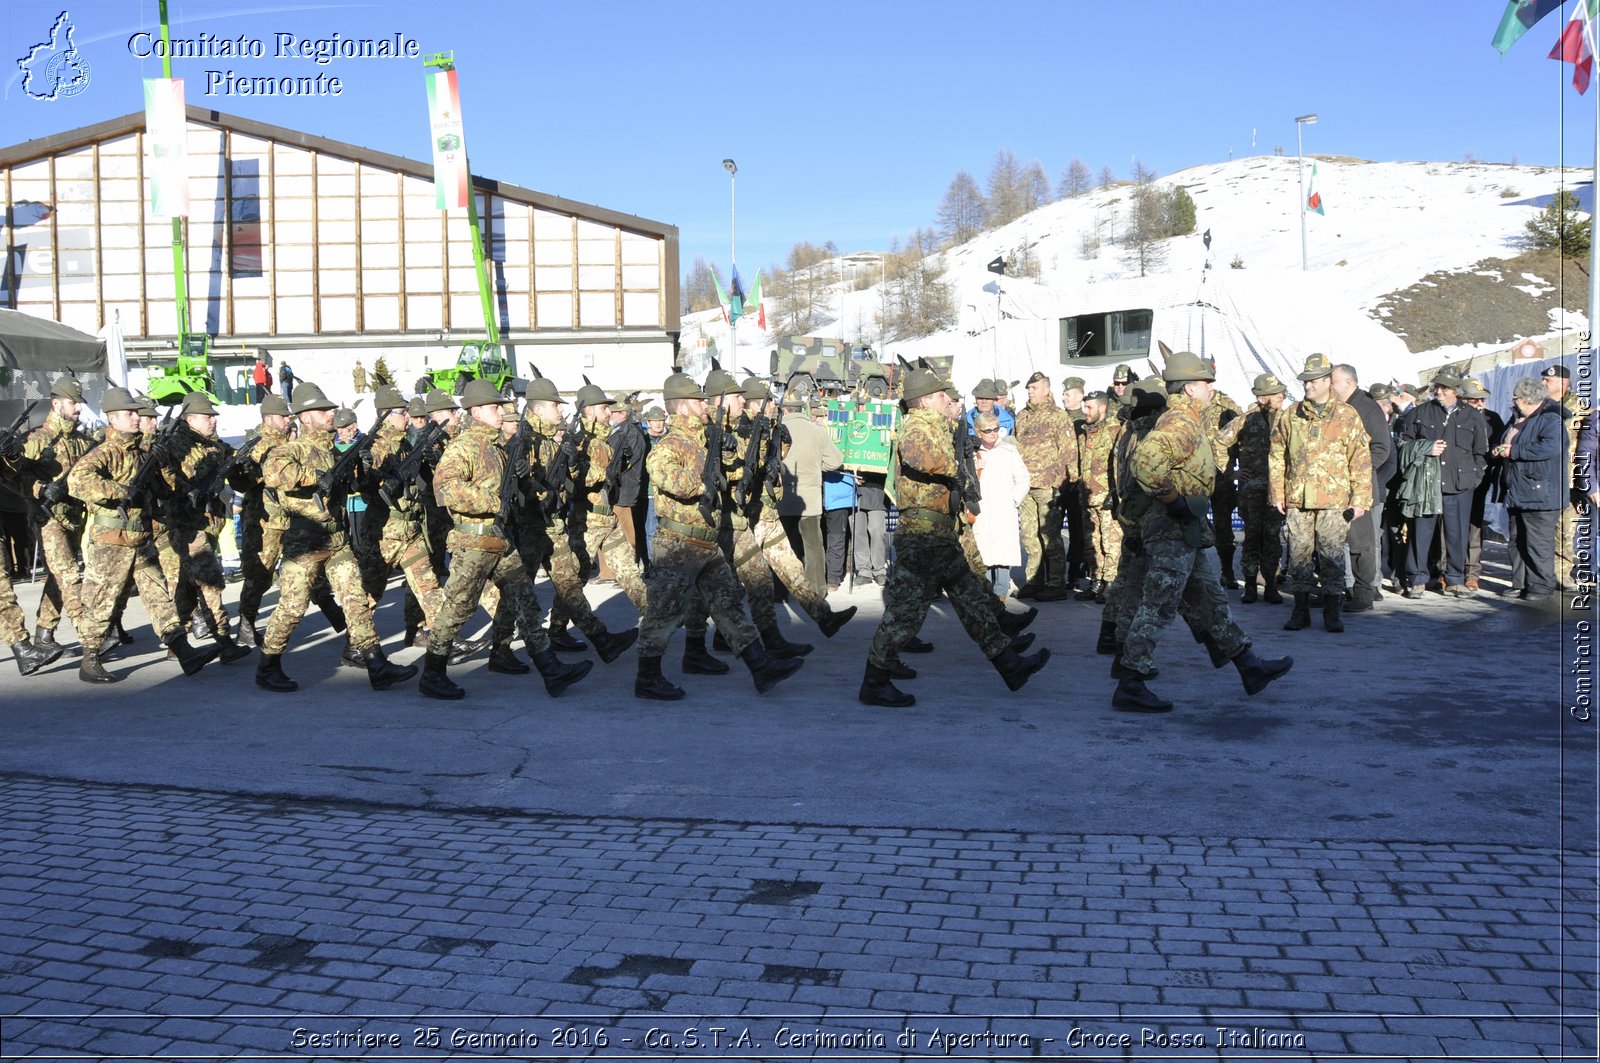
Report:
357,447,375,471
510,451,532,480
721,432,741,456
40,479,70,506
314,469,340,497
0,435,21,462
380,477,404,502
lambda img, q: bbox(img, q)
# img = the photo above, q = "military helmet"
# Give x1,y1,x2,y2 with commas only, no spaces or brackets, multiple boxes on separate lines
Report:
373,384,407,412
1111,363,1137,384
901,368,946,403
332,407,358,429
574,381,613,409
1430,371,1463,390
422,389,458,414
1458,378,1490,400
703,369,742,397
50,377,84,401
972,379,1002,400
100,387,141,413
460,378,504,409
260,393,291,418
742,376,772,401
525,377,563,404
290,382,337,413
1128,378,1169,410
500,402,521,424
406,397,427,417
1368,383,1395,401
643,405,667,422
1298,353,1334,382
179,391,219,417
1251,373,1287,397
1062,376,1086,392
1162,351,1215,383
135,397,159,418
662,373,704,400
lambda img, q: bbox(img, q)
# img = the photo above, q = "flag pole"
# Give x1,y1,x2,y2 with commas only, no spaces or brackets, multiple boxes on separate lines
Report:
1586,3,1600,361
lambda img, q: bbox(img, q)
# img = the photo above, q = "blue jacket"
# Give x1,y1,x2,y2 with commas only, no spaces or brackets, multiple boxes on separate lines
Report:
1503,398,1569,511
965,405,1015,437
823,470,857,511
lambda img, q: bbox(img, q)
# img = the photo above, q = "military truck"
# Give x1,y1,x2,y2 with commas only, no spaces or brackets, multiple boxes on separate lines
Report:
769,336,891,400
415,340,520,397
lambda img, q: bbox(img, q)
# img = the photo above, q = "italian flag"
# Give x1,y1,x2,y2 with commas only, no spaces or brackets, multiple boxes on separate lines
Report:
1550,0,1600,94
1306,163,1325,216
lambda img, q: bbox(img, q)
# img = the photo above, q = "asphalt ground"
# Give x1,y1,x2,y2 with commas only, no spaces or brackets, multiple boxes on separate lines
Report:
0,547,1595,1061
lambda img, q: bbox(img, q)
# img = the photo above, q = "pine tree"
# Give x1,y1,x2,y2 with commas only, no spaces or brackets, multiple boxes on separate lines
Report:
1059,158,1093,198
937,171,988,246
1163,186,1197,237
1526,190,1592,258
371,354,393,388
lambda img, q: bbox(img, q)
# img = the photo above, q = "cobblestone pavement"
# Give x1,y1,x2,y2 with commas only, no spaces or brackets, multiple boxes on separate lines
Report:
1,776,1594,1061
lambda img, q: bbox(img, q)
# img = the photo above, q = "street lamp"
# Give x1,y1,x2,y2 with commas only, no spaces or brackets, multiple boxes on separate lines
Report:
722,159,737,366
1295,113,1318,272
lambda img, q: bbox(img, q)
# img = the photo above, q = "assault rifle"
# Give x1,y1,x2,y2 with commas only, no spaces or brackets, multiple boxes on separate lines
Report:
952,415,982,521
733,403,785,519
313,409,383,516
0,399,41,463
497,417,534,534
378,421,444,509
539,411,592,542
185,434,265,518
119,409,180,519
700,391,732,527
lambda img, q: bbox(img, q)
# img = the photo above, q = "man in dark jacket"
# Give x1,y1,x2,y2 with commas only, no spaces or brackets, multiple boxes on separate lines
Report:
1497,378,1571,599
1399,373,1488,597
606,403,649,563
1333,365,1395,611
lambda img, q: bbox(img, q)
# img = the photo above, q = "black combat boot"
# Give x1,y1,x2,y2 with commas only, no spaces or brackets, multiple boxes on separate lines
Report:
165,631,220,677
362,646,417,690
97,629,122,656
255,653,298,693
997,606,1038,636
1110,656,1159,681
35,626,63,656
1344,586,1374,613
1112,674,1173,713
901,636,934,654
403,615,422,648
211,614,253,665
590,627,640,664
239,613,261,648
1033,584,1070,602
1283,593,1312,630
1096,618,1119,655
79,649,119,684
418,651,464,700
547,621,587,653
532,649,593,697
448,633,491,664
12,636,61,676
1232,647,1294,695
1261,565,1284,604
682,632,730,675
990,645,1051,692
739,641,804,694
634,655,685,700
1010,632,1036,654
1199,633,1231,669
859,663,916,707
711,628,732,653
1240,566,1259,604
1323,593,1344,632
1219,561,1240,590
339,637,367,669
886,656,917,680
760,624,813,660
487,642,531,674
189,612,209,643
816,605,857,639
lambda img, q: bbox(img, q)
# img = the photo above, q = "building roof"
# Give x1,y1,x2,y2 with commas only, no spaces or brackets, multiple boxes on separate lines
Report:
0,106,678,243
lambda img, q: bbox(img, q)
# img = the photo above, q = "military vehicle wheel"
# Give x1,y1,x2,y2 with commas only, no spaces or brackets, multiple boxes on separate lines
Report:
414,376,431,396
452,372,475,397
788,373,817,401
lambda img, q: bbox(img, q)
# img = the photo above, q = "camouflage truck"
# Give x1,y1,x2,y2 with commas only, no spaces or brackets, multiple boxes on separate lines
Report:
770,336,889,400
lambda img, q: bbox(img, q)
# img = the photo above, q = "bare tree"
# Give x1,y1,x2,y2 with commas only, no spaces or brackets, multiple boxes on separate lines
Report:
1059,157,1093,198
769,242,839,334
682,255,723,314
986,149,1026,227
1121,159,1169,277
1020,162,1053,214
937,171,988,247
1098,164,1117,189
883,227,957,340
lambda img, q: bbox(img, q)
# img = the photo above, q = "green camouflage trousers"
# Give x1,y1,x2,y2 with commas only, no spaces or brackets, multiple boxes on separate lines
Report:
77,540,179,651
1089,506,1122,584
1238,489,1286,580
1018,487,1067,588
517,521,604,638
261,540,378,656
1121,538,1250,678
35,517,84,631
359,521,444,630
752,517,831,624
639,530,758,658
1108,535,1209,647
551,515,648,632
432,545,550,654
1286,507,1349,595
161,527,227,630
867,530,1009,670
960,522,988,583
0,565,26,644
693,518,836,636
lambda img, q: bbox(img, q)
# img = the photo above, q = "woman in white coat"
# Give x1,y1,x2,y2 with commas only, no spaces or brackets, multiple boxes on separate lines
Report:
972,410,1031,599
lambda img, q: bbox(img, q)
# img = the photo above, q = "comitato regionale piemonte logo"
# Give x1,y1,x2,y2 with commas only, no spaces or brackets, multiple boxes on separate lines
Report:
17,11,92,101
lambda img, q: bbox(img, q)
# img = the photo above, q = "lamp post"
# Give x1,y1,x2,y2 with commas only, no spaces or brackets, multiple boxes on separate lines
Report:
722,159,737,368
1295,113,1318,272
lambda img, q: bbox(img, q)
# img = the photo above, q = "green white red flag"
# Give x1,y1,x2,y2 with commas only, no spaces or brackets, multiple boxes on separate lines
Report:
143,78,189,218
425,68,469,210
1306,163,1325,216
1549,0,1600,94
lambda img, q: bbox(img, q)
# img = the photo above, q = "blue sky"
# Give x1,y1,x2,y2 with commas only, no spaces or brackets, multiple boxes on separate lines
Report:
3,0,1598,282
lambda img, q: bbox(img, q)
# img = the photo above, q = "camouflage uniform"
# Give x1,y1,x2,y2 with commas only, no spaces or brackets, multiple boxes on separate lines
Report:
547,415,649,630
20,411,92,635
235,422,291,628
637,412,761,657
1121,393,1252,677
260,428,382,656
67,427,182,650
866,407,1009,669
1268,398,1373,594
1236,403,1287,590
0,566,25,645
517,412,610,639
1079,416,1124,585
358,419,446,629
1012,399,1077,589
1204,391,1245,578
429,420,552,653
162,425,233,632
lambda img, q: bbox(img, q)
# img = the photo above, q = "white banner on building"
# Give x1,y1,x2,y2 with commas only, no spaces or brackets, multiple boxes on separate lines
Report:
143,77,189,218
